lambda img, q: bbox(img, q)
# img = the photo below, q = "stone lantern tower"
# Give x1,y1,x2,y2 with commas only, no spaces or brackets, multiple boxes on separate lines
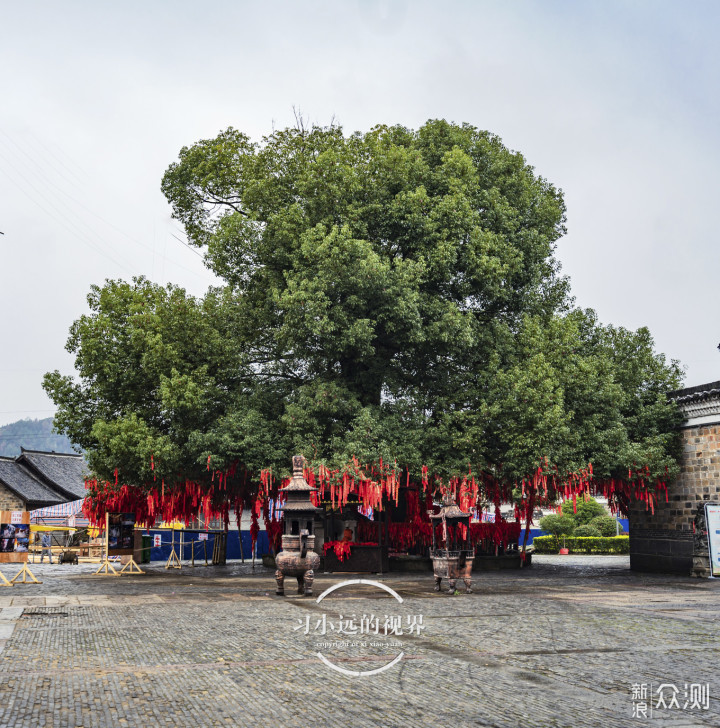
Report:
275,455,321,596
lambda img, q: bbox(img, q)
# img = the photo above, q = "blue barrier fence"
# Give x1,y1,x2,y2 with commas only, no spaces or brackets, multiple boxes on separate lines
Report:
146,529,270,562
143,518,630,559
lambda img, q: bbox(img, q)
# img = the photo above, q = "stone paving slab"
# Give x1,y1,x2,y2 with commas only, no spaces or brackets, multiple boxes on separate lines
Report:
0,556,718,726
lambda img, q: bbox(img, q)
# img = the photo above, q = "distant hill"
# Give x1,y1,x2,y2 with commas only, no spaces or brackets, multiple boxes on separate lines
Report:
0,417,80,458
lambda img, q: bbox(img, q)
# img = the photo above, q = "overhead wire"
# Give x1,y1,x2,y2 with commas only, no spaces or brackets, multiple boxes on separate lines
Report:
24,130,211,277
0,146,138,275
0,128,216,284
0,129,226,425
170,232,204,259
0,127,208,278
0,409,56,413
25,128,92,187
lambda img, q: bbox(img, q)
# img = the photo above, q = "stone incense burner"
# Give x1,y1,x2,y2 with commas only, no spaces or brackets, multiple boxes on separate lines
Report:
275,455,321,596
429,493,475,594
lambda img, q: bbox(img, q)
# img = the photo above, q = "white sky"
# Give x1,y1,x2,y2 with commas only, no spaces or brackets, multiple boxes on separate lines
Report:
1,0,718,427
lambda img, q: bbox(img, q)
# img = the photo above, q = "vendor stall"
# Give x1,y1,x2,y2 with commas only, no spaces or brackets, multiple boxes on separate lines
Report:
30,499,87,528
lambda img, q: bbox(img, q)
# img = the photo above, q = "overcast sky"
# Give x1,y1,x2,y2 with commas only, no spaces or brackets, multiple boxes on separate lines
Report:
0,0,718,428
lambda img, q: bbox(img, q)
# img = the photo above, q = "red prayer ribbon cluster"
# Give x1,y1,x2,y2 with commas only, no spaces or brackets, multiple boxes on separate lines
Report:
82,455,668,554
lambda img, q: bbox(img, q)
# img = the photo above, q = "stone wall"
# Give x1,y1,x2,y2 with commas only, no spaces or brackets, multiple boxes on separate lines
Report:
629,382,720,574
0,483,25,512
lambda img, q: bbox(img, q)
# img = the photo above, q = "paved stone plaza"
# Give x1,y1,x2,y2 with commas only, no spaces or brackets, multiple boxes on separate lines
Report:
0,555,718,727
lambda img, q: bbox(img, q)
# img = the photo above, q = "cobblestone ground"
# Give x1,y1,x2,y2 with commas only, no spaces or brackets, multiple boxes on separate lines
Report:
0,555,718,727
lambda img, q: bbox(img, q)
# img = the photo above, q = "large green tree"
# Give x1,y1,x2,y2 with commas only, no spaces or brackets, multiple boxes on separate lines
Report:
44,120,683,507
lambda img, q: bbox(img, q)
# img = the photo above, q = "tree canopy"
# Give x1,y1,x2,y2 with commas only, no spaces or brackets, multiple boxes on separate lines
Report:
43,120,684,525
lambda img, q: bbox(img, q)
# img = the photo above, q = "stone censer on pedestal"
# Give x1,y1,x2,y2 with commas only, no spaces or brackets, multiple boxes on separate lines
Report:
275,455,321,596
429,493,475,593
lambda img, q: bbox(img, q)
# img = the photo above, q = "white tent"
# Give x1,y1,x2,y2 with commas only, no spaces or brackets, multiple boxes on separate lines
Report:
30,499,86,527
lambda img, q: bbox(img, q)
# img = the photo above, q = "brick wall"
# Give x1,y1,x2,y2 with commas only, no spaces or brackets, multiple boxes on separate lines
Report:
630,385,720,574
0,484,25,511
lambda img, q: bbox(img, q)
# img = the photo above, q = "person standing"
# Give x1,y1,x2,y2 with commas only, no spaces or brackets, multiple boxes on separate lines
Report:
40,531,53,563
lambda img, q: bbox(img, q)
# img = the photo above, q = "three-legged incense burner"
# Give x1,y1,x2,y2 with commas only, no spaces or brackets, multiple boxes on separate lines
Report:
275,532,320,596
429,494,475,594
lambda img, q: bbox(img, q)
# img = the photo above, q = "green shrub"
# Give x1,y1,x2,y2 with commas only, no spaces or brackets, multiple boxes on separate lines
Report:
574,524,601,538
531,535,629,555
560,496,606,525
538,514,575,537
590,515,620,537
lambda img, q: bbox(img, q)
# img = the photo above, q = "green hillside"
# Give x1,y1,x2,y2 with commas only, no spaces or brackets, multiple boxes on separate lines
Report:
0,417,79,458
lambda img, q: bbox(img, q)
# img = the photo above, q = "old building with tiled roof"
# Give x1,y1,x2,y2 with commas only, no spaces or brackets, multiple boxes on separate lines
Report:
0,449,86,511
630,380,720,573
16,449,87,500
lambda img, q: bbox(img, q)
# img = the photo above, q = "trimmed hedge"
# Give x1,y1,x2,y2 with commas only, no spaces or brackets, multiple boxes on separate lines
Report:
533,535,629,554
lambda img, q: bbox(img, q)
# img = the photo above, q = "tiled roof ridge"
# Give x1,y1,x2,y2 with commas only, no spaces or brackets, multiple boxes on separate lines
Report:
668,380,720,404
19,447,82,457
